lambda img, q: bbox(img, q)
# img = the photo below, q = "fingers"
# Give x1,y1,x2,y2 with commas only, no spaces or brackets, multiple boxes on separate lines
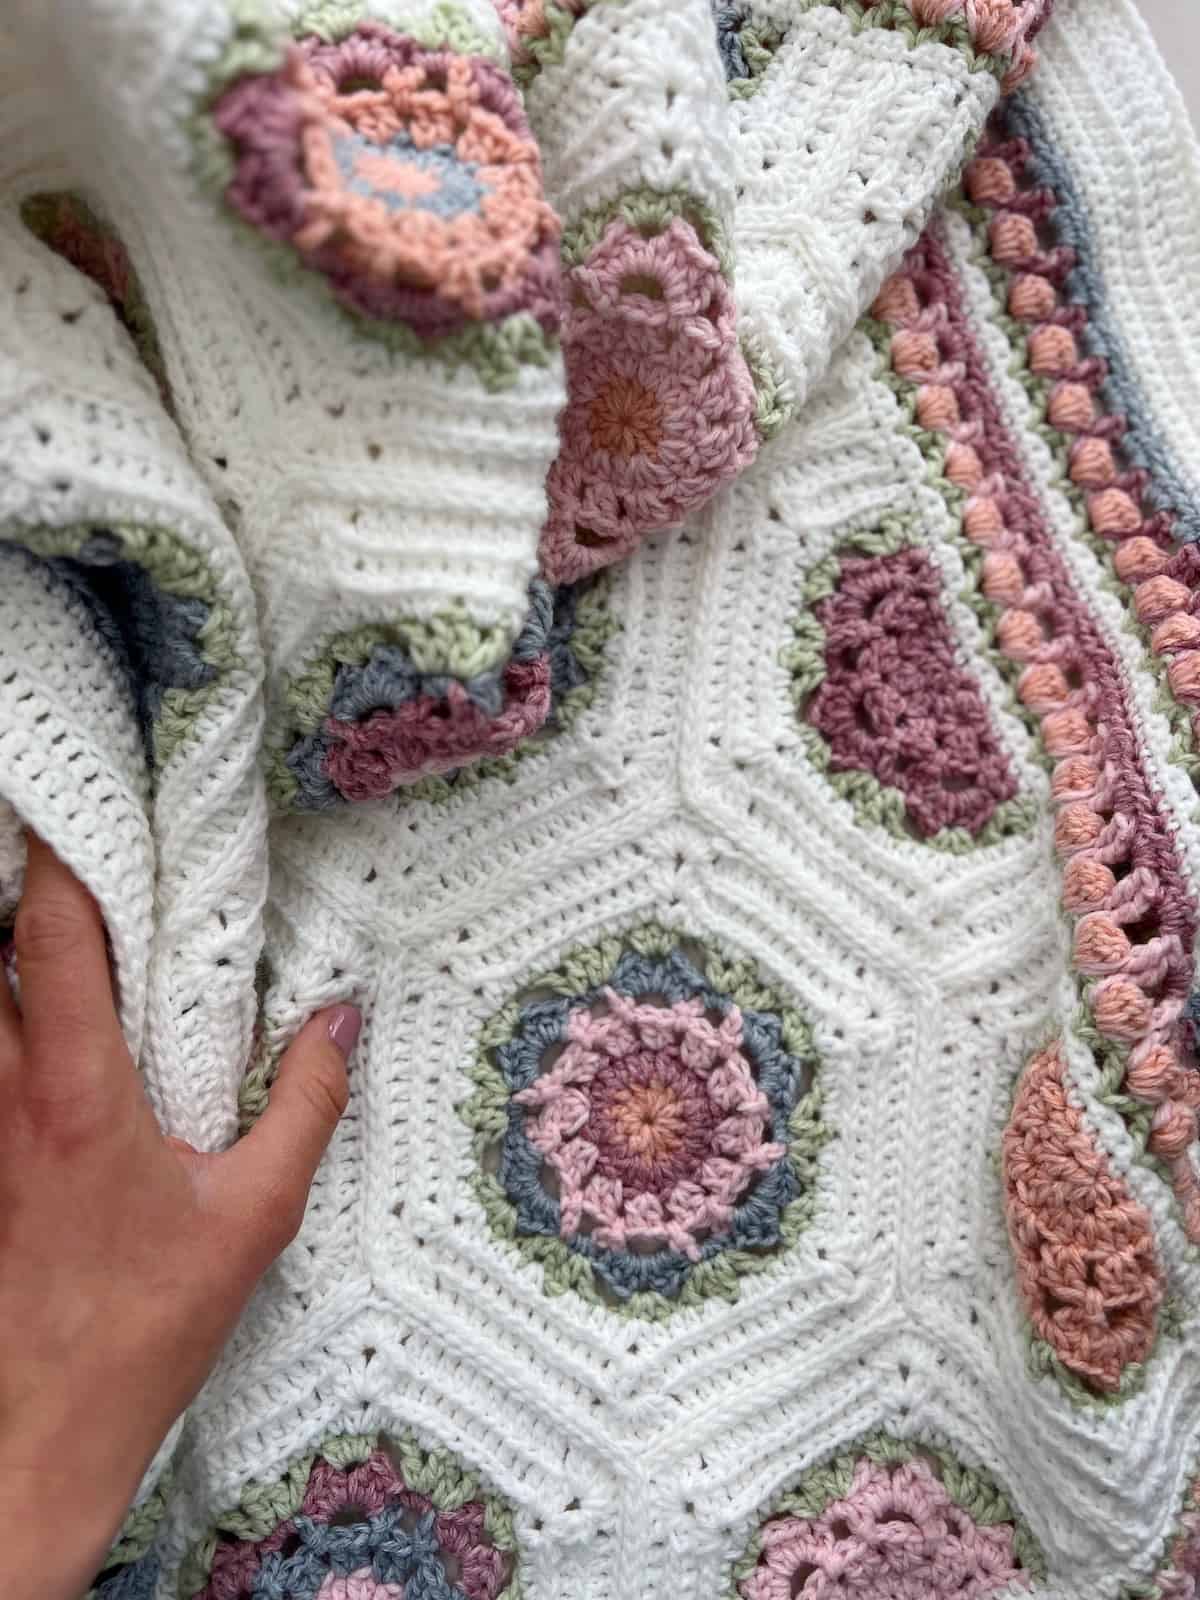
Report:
214,1006,357,1260
11,832,125,1099
0,932,19,1060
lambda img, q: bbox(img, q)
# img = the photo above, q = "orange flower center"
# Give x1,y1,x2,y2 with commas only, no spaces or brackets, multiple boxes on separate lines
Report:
607,1080,687,1160
588,375,663,460
353,148,443,200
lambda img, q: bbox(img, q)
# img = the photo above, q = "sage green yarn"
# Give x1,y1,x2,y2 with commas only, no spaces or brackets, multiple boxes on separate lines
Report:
285,607,518,733
560,187,735,280
728,1431,1046,1594
741,332,795,442
265,575,619,813
820,0,1012,79
236,1020,281,1131
11,520,242,773
1026,1333,1158,1411
510,0,596,86
296,0,501,54
781,511,1037,852
87,1468,174,1591
949,190,1200,785
387,577,619,809
185,7,554,386
461,921,831,1322
727,20,785,100
177,1429,521,1599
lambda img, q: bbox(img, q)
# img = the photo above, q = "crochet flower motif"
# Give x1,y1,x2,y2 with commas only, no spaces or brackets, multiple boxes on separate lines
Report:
283,578,607,808
213,24,562,335
803,544,1021,839
515,991,786,1259
198,1447,513,1600
470,934,824,1307
323,655,551,802
539,217,758,584
740,1457,1028,1600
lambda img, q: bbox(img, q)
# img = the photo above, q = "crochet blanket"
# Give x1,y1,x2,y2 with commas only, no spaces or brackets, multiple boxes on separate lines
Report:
3,0,1200,1595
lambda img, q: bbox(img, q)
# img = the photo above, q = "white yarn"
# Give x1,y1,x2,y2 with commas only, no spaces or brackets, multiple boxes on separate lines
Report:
0,550,153,1054
11,0,568,745
0,65,268,1149
731,3,998,416
524,0,738,233
0,2,1196,1597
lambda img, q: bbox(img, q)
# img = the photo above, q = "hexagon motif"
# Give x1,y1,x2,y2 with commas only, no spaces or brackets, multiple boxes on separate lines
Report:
461,920,827,1318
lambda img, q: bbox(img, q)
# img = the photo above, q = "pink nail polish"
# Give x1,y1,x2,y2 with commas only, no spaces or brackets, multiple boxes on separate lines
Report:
328,1004,361,1060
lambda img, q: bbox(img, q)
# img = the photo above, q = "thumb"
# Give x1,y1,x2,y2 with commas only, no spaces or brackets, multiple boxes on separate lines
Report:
215,1005,358,1255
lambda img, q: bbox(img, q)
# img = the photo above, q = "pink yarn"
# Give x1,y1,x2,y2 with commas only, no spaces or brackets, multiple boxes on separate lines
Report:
199,1449,512,1600
300,1452,405,1518
324,657,551,800
317,1571,406,1600
514,991,783,1258
740,1458,1027,1600
494,0,587,66
539,218,758,584
434,1500,510,1600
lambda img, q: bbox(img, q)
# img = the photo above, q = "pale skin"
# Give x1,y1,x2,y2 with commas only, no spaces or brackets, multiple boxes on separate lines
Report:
0,834,357,1600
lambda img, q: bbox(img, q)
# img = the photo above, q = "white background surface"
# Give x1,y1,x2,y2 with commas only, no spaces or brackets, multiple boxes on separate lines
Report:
1137,0,1200,127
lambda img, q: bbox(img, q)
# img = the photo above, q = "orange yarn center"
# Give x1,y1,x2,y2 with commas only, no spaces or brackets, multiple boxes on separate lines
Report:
352,148,443,200
606,1081,687,1160
588,376,663,460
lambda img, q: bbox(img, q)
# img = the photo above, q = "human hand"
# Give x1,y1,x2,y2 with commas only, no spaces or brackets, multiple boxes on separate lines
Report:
0,834,358,1600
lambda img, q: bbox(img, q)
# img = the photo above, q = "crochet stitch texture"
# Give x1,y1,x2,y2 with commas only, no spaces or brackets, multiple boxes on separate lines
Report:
2,0,1200,1596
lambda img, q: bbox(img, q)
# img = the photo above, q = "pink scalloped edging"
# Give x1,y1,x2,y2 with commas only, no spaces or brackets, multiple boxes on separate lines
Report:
874,215,1200,1241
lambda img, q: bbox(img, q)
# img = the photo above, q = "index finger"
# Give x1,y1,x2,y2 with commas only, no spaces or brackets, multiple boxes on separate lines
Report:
13,832,125,1088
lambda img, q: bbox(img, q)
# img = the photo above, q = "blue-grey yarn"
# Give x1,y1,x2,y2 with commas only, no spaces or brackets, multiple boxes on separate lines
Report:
0,534,213,759
494,945,810,1301
1005,93,1200,542
289,579,594,810
286,728,345,811
542,581,589,707
333,132,487,219
92,1552,160,1600
53,530,215,737
248,1508,469,1600
1184,990,1200,1047
711,2,749,80
509,577,555,664
330,655,503,722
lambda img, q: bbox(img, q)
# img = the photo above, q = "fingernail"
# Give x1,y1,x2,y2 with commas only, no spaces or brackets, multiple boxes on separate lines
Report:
328,1004,361,1060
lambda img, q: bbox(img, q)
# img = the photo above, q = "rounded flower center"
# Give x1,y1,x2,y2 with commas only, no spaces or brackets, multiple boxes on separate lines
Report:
212,26,562,334
588,375,663,459
586,1052,718,1194
331,129,487,216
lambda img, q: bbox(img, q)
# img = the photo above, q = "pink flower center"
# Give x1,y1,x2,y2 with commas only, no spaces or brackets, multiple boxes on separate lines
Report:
587,1054,719,1194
